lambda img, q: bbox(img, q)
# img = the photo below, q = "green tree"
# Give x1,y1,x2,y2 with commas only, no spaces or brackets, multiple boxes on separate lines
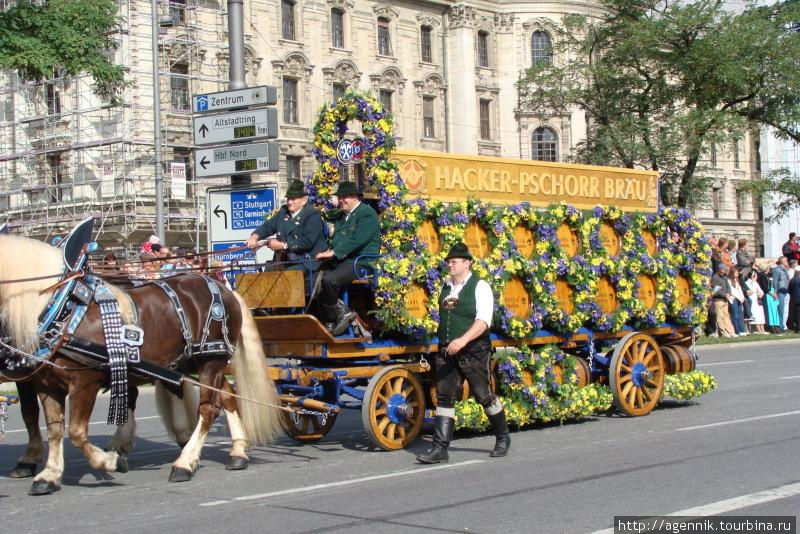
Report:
740,168,800,221
517,0,800,207
0,0,125,101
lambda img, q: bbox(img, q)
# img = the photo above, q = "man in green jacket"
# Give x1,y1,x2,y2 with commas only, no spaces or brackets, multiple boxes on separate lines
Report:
315,181,380,335
247,179,327,276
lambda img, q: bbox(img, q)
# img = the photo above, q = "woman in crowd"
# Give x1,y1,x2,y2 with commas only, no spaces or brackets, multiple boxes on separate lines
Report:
728,267,748,336
763,265,783,333
745,269,766,334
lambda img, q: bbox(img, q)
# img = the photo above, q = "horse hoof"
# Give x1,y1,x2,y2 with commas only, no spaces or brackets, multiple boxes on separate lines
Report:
115,456,129,473
168,467,193,483
9,462,37,479
225,456,248,471
28,480,58,496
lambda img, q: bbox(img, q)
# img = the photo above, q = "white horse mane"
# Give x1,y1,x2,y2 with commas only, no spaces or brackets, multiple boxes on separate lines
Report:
0,234,63,352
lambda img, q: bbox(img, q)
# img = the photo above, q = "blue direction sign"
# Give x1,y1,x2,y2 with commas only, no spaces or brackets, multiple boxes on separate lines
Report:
206,184,279,251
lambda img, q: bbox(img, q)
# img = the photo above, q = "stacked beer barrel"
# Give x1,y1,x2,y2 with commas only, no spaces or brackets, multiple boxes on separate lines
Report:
374,200,710,341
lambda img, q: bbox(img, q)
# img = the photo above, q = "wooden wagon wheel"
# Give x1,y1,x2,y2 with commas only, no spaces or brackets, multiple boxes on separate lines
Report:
280,411,338,443
362,366,426,450
609,332,665,416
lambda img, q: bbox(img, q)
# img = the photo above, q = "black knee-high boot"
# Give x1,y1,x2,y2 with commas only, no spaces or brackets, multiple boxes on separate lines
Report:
416,416,454,464
487,410,510,457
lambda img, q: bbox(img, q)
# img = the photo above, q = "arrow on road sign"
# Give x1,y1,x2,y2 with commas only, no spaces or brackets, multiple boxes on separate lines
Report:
213,205,228,229
199,124,209,138
200,155,210,169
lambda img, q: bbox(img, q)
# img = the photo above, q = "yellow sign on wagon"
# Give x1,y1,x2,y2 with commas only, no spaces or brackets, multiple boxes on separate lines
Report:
391,149,659,212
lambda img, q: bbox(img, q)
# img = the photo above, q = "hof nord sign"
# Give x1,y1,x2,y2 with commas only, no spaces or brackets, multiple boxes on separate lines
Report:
390,149,659,212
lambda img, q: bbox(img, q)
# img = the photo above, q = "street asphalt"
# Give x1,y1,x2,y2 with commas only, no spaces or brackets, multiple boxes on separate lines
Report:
1,338,798,534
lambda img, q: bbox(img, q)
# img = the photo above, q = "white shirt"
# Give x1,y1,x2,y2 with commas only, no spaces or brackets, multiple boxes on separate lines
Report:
444,272,494,329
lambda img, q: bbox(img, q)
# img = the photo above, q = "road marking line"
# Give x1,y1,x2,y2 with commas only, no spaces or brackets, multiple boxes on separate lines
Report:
697,360,754,367
779,375,800,380
676,410,800,431
3,415,161,435
587,482,800,534
198,459,485,507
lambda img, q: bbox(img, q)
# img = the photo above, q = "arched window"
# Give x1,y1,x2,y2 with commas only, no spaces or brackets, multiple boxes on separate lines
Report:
532,127,558,161
531,31,552,66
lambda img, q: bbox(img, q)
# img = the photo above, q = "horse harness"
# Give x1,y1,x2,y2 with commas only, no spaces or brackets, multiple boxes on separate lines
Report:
32,272,236,426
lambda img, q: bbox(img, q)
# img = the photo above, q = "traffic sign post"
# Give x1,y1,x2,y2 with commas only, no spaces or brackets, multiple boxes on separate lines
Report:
193,107,278,146
196,142,279,178
193,86,277,113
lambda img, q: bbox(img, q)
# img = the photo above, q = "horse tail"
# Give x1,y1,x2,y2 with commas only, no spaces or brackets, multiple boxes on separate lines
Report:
154,381,199,447
230,291,282,446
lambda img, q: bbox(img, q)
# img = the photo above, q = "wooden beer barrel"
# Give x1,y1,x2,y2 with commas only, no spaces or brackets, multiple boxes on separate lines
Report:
661,345,696,374
404,284,429,320
637,274,657,309
675,275,692,307
599,222,621,257
556,223,580,258
502,277,531,318
553,357,590,387
555,278,575,314
596,276,618,314
464,221,490,259
513,224,536,258
642,230,658,256
416,219,441,254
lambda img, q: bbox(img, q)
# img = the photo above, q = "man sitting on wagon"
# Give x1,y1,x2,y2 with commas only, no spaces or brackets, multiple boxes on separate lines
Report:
314,181,380,336
246,179,327,277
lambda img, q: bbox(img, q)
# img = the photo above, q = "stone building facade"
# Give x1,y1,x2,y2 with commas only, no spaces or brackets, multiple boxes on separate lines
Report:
0,0,762,252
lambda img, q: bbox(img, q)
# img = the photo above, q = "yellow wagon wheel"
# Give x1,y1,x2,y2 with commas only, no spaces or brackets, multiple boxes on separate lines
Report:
280,411,338,443
362,366,426,450
609,332,665,416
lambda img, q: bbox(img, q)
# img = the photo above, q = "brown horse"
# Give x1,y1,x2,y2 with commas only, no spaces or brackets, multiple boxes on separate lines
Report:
0,233,282,495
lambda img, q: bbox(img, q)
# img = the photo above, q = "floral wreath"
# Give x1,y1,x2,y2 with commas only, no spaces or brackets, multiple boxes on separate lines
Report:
309,89,405,210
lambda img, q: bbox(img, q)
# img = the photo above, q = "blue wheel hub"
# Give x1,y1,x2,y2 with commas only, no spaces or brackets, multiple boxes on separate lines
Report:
386,393,409,423
631,361,649,387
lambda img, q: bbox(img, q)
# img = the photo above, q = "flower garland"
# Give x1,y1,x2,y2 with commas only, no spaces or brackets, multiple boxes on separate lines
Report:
662,370,717,400
309,89,405,210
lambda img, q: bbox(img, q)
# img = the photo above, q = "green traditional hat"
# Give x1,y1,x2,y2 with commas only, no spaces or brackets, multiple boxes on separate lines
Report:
444,242,473,261
285,179,307,199
335,181,359,197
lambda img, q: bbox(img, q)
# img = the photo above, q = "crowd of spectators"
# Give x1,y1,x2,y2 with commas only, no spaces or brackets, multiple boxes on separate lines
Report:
707,232,800,337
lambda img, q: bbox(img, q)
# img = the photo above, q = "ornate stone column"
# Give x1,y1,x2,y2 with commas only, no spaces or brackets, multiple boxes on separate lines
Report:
446,4,478,154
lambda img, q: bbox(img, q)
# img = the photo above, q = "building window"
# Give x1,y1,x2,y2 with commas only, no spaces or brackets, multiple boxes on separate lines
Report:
711,187,721,218
378,17,392,56
423,96,435,138
169,0,186,25
48,152,64,201
477,31,489,68
283,78,298,124
281,0,295,40
531,31,553,66
532,127,558,161
479,99,491,140
379,89,392,112
170,63,190,111
332,83,347,104
710,143,717,166
45,83,61,115
733,139,740,169
331,8,344,48
287,156,301,181
420,26,432,62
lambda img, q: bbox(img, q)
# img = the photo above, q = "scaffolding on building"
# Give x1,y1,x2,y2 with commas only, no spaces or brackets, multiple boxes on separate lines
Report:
0,0,234,256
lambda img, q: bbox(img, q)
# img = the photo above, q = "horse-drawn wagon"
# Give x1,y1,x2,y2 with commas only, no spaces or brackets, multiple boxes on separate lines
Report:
238,137,714,451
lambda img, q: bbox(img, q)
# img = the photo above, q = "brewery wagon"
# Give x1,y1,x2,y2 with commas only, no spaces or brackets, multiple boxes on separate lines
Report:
236,149,711,451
